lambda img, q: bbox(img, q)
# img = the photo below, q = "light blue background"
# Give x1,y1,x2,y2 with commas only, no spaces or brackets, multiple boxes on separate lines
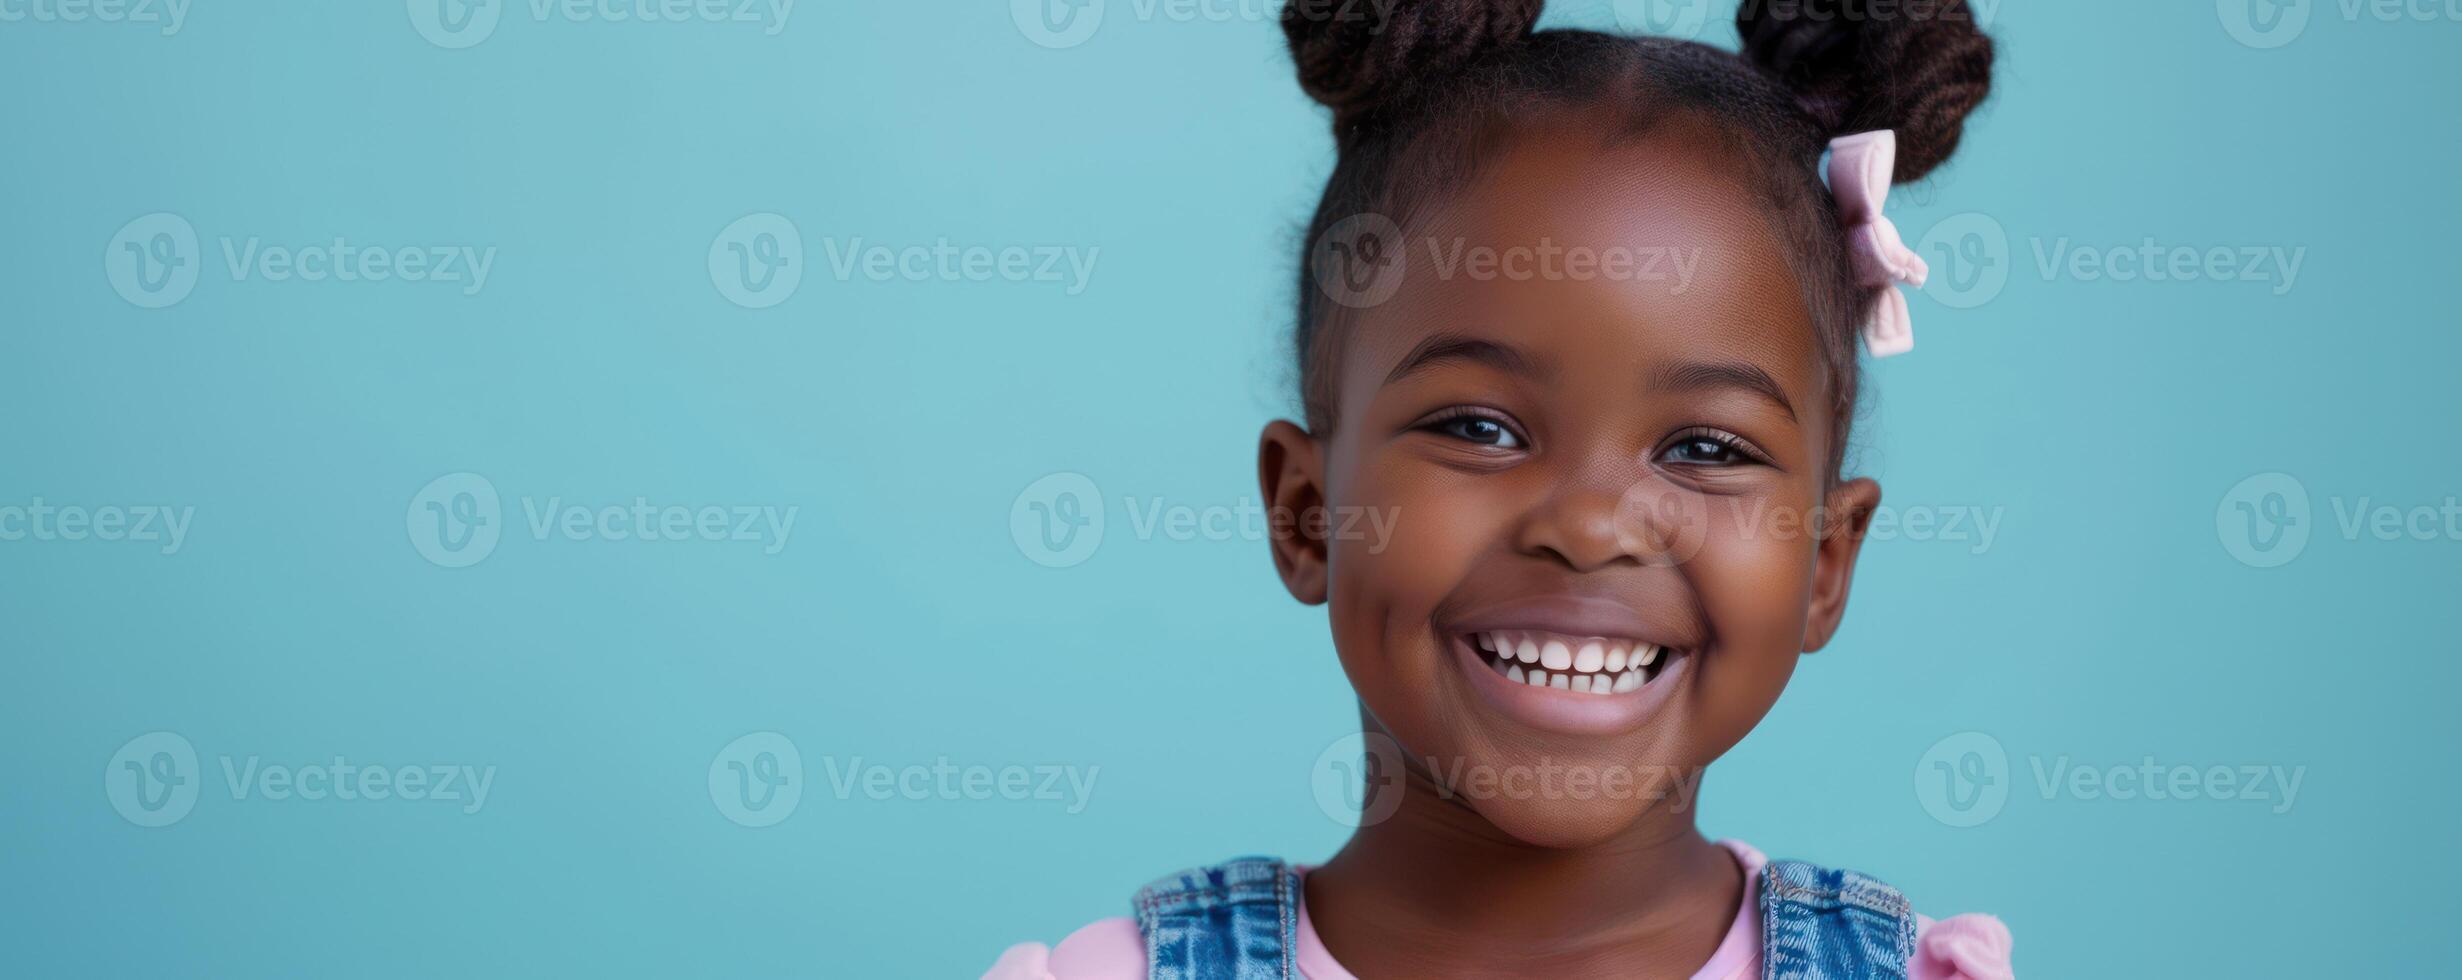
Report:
4,1,2455,976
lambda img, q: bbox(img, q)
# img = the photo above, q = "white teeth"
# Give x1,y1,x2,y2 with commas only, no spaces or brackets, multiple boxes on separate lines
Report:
1475,630,1673,695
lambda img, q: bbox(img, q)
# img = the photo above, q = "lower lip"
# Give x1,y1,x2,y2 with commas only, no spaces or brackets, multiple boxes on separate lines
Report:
1448,636,1690,736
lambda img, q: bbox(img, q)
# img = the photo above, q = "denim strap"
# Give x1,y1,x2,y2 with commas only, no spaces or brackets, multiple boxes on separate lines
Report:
1132,856,1300,980
1759,859,1917,980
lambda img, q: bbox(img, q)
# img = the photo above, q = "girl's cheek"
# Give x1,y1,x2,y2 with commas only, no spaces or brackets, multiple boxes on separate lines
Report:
1692,496,1824,663
1334,458,1499,598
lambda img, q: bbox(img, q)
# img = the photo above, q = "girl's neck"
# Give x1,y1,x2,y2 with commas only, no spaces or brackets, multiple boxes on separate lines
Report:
1304,765,1744,980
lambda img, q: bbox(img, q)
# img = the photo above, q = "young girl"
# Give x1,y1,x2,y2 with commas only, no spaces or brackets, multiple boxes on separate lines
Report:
990,0,2011,976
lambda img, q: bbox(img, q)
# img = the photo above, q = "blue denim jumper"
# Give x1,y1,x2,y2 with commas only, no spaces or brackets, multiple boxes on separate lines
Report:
1132,856,1916,979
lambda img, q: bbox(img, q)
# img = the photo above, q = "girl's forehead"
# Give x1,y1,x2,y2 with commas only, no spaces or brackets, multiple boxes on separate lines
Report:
1338,125,1825,402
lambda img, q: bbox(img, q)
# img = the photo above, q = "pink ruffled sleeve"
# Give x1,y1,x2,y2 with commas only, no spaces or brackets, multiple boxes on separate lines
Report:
980,917,1145,980
1911,913,2015,980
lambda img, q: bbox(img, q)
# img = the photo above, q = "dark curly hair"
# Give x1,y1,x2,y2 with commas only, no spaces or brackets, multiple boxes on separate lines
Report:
1282,0,1994,480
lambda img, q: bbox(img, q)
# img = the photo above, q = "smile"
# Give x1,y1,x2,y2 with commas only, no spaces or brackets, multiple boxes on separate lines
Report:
1470,630,1667,696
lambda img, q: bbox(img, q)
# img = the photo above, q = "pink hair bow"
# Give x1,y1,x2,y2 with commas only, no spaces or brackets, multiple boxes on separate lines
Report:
1827,130,1926,357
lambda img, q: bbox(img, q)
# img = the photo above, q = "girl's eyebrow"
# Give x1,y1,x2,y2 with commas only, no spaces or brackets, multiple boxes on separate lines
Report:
1647,361,1799,422
1382,332,1548,386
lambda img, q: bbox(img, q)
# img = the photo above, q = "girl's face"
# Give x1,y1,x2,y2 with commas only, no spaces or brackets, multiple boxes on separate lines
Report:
1262,117,1883,847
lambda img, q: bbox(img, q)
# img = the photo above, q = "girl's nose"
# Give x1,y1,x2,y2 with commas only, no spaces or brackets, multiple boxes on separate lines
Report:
1512,471,1704,573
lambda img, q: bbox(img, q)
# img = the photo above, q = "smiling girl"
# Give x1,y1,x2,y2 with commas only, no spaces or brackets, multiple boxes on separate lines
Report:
988,1,2010,976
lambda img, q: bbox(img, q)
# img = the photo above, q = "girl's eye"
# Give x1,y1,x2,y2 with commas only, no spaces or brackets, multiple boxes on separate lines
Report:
1658,431,1761,466
1425,414,1524,449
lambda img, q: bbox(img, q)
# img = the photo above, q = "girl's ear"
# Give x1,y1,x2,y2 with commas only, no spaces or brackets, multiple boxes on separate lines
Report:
1258,420,1329,605
1801,477,1883,652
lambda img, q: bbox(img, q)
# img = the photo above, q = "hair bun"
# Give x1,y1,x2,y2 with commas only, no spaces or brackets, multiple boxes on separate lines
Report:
1738,0,1995,182
1284,0,1544,134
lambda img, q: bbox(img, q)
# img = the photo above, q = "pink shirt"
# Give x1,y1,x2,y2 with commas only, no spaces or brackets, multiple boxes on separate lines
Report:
983,841,2013,980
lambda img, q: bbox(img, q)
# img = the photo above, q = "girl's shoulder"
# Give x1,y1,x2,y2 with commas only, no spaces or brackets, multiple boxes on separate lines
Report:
981,843,2015,980
980,916,1142,980
980,912,2015,980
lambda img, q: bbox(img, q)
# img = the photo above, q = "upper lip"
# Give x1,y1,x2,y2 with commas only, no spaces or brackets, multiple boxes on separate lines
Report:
1443,595,1680,648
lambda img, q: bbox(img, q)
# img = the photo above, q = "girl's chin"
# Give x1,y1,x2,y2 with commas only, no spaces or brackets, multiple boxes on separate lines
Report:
1460,793,1693,850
